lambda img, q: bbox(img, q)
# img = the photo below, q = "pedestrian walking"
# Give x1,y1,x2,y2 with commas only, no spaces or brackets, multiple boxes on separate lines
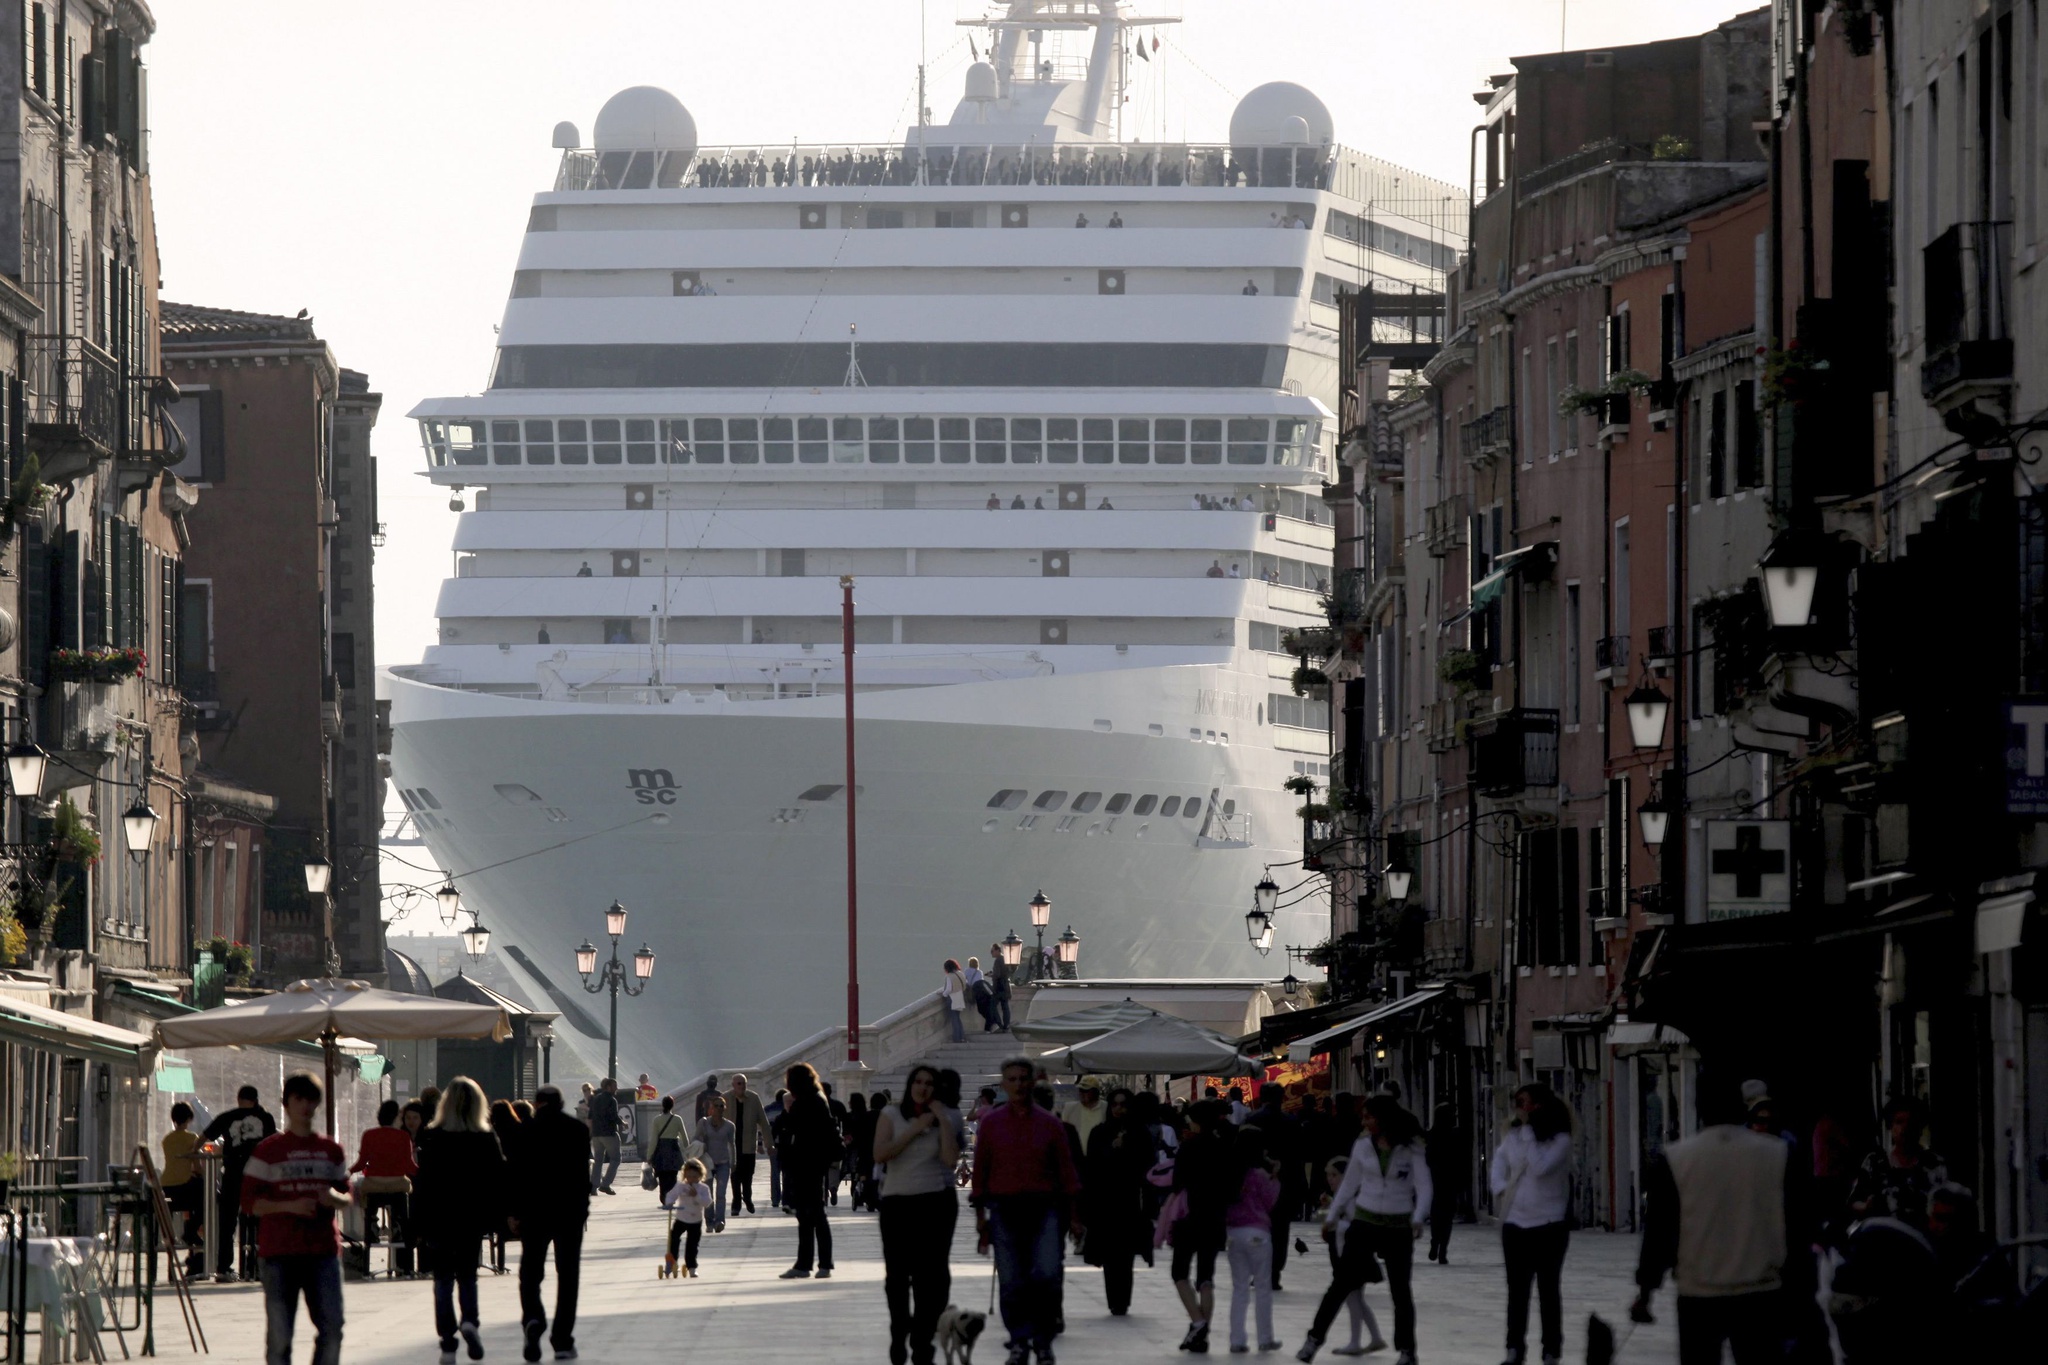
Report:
725,1074,772,1215
1423,1103,1463,1265
941,959,970,1042
202,1083,277,1281
242,1072,351,1365
987,945,1014,1031
1060,1077,1109,1152
1630,1078,1798,1365
1490,1084,1574,1365
776,1063,843,1279
973,1057,1084,1365
963,957,991,1030
661,1160,715,1277
1167,1098,1234,1353
1080,1086,1156,1317
1318,1158,1387,1356
486,1100,523,1273
160,1102,206,1277
846,1093,873,1208
508,1085,591,1362
693,1073,722,1126
415,1078,509,1363
1297,1095,1432,1365
1247,1084,1302,1291
1846,1095,1946,1228
586,1078,623,1195
351,1098,419,1277
873,1063,964,1365
1226,1126,1284,1354
765,1087,790,1210
698,1096,737,1230
647,1096,688,1201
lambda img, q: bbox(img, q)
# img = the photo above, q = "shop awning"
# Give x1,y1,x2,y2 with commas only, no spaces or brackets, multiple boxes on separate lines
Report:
1289,988,1447,1056
1447,543,1557,626
0,996,153,1064
1976,890,2035,954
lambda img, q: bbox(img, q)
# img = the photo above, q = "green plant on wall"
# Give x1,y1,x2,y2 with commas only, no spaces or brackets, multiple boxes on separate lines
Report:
50,798,101,865
1437,648,1488,695
0,903,25,966
1290,664,1330,696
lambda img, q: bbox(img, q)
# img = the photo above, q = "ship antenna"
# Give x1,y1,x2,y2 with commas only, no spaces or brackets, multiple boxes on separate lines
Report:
844,323,868,387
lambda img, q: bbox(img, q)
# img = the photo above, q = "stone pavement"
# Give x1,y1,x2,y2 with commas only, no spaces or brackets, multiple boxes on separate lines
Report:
161,1193,1678,1364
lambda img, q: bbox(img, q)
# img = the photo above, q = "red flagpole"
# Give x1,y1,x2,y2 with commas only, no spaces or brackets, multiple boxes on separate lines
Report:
842,576,861,1064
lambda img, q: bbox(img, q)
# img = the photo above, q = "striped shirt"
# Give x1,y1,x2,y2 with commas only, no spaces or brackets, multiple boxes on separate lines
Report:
242,1131,348,1257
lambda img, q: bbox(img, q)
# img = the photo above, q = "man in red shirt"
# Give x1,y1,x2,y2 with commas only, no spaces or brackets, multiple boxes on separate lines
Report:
242,1072,352,1365
972,1059,1084,1365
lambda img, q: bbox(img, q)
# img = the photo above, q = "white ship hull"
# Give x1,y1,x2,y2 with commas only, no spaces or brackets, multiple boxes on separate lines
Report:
385,661,1326,1078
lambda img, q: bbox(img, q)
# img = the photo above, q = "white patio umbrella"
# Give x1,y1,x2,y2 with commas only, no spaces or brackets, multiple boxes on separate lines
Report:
153,978,511,1134
1040,1012,1264,1079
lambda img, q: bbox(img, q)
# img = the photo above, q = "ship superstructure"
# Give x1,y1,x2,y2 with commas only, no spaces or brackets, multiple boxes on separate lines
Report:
386,0,1465,1076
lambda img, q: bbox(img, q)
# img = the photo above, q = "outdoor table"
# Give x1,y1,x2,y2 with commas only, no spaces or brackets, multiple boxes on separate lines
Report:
0,1234,107,1363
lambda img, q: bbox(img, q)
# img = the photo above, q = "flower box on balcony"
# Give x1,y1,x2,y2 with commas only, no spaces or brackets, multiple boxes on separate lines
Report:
50,647,147,682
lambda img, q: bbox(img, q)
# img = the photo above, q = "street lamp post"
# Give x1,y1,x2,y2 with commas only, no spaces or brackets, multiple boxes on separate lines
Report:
304,857,337,976
1054,925,1081,980
575,899,655,1083
1027,889,1052,981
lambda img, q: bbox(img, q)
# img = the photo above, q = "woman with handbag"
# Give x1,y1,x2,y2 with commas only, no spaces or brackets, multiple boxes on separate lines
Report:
648,1096,689,1201
1488,1084,1574,1365
351,1099,419,1277
413,1078,508,1363
1297,1096,1432,1365
872,1064,963,1365
939,960,969,1043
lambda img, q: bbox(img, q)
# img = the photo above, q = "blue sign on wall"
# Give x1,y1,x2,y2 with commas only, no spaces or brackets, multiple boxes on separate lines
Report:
2004,700,2048,815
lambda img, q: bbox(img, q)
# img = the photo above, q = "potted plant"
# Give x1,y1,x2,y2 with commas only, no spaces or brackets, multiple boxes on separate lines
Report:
1437,648,1489,695
1283,775,1318,798
50,798,101,865
0,900,24,967
224,942,255,981
48,647,148,683
1290,664,1330,697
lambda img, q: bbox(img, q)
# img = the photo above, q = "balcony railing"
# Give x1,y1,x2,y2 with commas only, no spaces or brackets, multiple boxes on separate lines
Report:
1468,707,1560,797
1424,494,1467,557
1424,699,1461,754
1459,405,1513,467
1646,626,1675,667
1594,634,1629,678
24,335,120,462
1921,220,2014,403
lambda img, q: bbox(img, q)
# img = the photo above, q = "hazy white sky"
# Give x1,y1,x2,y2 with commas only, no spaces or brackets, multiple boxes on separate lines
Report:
145,0,1751,668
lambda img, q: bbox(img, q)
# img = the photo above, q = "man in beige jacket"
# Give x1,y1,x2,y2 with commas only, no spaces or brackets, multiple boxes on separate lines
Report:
725,1074,773,1216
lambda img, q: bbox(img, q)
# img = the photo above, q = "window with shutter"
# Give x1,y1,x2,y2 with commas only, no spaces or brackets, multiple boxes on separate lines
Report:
60,529,83,651
23,522,49,687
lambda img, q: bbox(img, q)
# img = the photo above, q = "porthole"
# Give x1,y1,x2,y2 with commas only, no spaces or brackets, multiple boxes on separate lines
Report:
1133,795,1158,816
987,789,1026,810
1159,796,1181,817
1071,792,1101,813
1033,790,1070,811
1184,794,1203,814
1105,794,1131,814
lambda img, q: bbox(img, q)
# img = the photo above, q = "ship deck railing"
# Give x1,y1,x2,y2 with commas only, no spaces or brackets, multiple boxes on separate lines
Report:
553,141,1467,226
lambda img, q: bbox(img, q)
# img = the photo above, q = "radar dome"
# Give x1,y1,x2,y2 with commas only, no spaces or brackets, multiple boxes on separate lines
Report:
551,121,580,149
1229,82,1334,148
964,61,998,102
592,86,698,155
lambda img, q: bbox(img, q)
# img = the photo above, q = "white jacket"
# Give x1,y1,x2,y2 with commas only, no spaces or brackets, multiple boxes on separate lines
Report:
1324,1136,1432,1227
1489,1125,1573,1228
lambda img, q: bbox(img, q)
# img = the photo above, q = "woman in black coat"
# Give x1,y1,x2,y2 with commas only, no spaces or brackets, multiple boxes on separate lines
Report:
1082,1087,1158,1316
776,1062,842,1279
413,1078,508,1360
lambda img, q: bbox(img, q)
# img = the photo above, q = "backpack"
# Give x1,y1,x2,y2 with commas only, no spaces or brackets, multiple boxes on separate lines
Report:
971,979,993,1006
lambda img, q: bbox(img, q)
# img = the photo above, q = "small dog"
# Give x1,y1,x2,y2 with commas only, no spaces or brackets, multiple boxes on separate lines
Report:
935,1306,986,1365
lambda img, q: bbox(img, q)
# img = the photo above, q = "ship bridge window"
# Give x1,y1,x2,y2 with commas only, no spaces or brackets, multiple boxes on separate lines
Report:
833,417,865,462
495,784,544,804
1118,419,1150,464
1154,418,1187,464
987,789,1026,810
1132,794,1158,815
414,788,443,810
626,418,659,464
491,421,521,464
1275,418,1315,467
940,418,970,464
1227,418,1269,464
693,417,725,463
728,417,760,463
525,420,557,464
799,417,829,463
1191,419,1223,464
1082,418,1114,464
975,417,1007,464
765,417,795,463
1032,790,1069,811
593,418,623,464
904,417,936,463
1158,796,1181,817
445,420,487,466
559,419,588,464
1047,418,1079,463
1071,792,1101,813
868,417,900,464
1010,417,1041,464
1104,794,1131,814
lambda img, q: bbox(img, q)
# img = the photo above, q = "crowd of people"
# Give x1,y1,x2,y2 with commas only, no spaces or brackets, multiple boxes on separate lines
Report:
653,146,1336,193
153,1059,2030,1365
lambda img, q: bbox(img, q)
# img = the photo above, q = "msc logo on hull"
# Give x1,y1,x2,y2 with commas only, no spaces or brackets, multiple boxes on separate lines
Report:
628,768,678,805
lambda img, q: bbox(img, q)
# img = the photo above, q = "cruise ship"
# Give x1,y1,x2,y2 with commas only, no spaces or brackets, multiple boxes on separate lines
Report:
384,0,1463,1080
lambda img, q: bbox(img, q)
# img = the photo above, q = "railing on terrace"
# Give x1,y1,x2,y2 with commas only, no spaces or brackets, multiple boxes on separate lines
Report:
1469,707,1560,796
553,139,1466,223
1424,495,1467,557
1594,634,1629,677
1459,405,1512,466
24,335,120,456
1921,220,2014,401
